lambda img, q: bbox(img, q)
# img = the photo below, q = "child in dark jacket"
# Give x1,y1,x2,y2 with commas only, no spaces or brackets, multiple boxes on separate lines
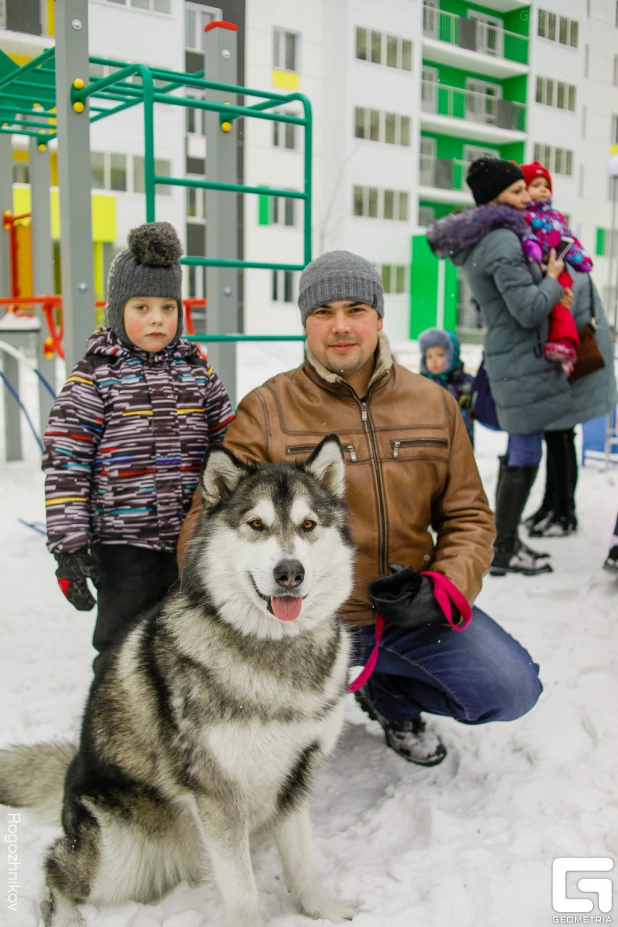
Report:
419,328,474,446
520,161,592,377
43,222,234,675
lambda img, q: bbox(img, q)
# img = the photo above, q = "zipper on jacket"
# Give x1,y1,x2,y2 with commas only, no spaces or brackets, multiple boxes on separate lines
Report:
286,443,358,462
361,399,387,575
391,438,448,459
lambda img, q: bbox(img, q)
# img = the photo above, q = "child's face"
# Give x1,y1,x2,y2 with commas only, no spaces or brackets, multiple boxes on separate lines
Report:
123,297,179,352
425,346,447,375
527,176,551,202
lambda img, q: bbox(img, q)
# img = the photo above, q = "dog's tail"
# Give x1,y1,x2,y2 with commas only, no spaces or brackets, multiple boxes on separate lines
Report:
0,742,76,827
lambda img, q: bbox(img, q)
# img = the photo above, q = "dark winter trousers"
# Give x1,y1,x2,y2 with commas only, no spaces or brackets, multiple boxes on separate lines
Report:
91,544,179,677
351,607,542,723
539,428,578,522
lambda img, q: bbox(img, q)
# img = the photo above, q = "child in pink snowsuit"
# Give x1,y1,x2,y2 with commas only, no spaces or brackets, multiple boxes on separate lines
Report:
520,161,592,377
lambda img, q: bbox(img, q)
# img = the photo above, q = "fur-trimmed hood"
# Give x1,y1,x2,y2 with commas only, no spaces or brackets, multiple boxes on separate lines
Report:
427,204,528,265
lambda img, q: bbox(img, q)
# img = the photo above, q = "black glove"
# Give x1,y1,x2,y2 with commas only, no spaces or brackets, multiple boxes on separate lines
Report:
369,563,461,630
54,548,100,612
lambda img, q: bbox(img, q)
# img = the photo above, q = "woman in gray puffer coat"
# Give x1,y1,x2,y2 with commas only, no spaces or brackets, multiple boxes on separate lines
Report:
428,157,572,577
525,275,617,538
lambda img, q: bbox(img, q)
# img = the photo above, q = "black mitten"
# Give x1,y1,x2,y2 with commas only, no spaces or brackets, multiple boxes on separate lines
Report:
369,563,460,629
54,548,100,612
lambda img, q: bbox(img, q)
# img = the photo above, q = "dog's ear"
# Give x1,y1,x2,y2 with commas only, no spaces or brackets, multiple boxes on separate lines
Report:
200,446,249,508
302,435,346,499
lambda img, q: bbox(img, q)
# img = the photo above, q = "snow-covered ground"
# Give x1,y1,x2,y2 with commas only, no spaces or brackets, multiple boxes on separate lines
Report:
1,343,618,927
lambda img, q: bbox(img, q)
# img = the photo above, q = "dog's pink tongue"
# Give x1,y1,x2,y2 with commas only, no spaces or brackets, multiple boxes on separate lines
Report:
271,596,302,621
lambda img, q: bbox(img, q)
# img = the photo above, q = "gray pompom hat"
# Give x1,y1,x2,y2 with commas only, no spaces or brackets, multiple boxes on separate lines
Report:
298,250,384,325
106,221,184,345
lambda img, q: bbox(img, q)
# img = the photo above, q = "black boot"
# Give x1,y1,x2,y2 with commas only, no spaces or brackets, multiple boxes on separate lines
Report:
523,440,554,533
354,689,447,766
491,461,552,576
495,457,549,563
531,430,578,537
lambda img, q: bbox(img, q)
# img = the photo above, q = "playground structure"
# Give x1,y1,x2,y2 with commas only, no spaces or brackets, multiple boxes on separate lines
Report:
0,0,312,459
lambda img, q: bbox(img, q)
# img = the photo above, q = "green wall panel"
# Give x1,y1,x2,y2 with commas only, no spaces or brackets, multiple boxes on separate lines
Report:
410,235,438,338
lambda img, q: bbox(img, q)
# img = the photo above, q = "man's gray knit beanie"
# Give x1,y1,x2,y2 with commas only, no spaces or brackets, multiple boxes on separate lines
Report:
298,250,384,325
106,222,183,345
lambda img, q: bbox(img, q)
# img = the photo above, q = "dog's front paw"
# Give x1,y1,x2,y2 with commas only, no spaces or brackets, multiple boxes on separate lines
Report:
301,893,362,923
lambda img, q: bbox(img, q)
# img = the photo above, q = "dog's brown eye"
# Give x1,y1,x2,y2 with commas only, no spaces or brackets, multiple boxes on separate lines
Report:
302,519,316,531
249,519,264,531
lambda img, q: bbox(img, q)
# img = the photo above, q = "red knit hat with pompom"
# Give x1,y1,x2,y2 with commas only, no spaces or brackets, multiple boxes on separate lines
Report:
520,160,553,192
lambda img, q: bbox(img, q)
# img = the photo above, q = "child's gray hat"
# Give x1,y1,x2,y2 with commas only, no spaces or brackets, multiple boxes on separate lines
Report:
298,251,384,325
419,328,453,373
106,222,183,345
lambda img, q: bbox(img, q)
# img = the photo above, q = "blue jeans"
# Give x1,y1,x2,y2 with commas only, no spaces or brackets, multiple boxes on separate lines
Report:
506,431,543,467
351,607,542,724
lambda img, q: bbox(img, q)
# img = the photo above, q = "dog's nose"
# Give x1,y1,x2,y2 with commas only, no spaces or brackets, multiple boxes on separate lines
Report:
273,559,305,589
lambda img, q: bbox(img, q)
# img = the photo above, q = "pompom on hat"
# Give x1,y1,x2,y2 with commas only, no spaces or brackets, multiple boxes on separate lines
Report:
520,160,553,193
106,221,184,345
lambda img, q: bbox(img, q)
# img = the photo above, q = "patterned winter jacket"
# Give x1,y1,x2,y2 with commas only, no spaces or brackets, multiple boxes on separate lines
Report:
522,200,593,273
43,328,234,554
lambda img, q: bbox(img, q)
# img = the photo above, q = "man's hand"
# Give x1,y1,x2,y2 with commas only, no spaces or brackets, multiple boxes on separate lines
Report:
54,548,100,611
546,248,566,280
369,563,460,629
559,287,574,310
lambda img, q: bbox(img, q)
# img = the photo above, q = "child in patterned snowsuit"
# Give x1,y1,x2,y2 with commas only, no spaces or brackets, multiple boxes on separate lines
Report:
520,161,593,377
43,222,234,675
419,328,474,447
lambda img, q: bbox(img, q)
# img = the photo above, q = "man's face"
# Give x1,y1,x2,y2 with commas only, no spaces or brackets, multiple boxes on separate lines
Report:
425,346,447,375
493,179,531,211
527,176,551,202
304,300,383,380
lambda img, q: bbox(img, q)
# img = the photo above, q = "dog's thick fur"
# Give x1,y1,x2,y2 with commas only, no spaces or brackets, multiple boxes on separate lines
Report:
0,437,359,927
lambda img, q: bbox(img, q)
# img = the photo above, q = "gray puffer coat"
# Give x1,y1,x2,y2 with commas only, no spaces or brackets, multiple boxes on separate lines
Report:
428,204,573,434
545,275,617,430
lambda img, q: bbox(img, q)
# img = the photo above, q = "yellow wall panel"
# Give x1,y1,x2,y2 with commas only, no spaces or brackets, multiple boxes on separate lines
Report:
272,69,299,91
12,187,116,242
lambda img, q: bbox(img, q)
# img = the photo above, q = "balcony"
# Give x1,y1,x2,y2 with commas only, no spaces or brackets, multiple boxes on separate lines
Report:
418,155,474,206
422,5,529,79
420,80,527,144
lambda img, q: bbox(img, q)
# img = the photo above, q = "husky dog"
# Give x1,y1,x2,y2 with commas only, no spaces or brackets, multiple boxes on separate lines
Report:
0,436,360,927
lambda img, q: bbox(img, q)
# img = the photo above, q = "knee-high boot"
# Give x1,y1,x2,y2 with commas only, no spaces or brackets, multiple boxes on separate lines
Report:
491,461,553,576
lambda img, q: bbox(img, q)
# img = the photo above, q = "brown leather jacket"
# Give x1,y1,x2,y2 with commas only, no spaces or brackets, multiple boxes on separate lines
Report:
178,334,495,627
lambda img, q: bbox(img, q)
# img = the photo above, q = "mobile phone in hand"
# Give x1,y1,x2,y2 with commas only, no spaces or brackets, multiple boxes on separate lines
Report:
557,237,574,261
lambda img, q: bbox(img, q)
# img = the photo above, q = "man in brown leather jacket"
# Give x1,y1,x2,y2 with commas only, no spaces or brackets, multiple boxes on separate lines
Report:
178,251,542,766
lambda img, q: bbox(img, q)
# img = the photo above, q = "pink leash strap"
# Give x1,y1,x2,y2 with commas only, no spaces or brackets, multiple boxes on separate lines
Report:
422,571,472,631
348,614,385,693
348,574,472,692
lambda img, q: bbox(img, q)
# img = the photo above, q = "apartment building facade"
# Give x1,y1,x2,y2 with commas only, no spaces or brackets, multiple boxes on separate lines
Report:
1,0,616,342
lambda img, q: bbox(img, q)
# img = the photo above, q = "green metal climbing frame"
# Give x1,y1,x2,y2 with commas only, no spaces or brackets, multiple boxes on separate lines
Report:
0,45,313,275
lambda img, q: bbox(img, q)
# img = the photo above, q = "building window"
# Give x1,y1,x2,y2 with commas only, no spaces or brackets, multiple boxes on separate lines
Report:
418,205,436,227
271,270,295,302
101,0,171,11
185,3,219,52
536,76,576,111
273,115,297,149
133,156,172,195
353,186,409,220
91,152,106,190
355,27,412,71
273,29,298,72
533,143,574,176
380,265,407,294
538,9,579,47
354,107,410,146
186,186,207,220
12,163,29,184
269,193,297,226
612,114,618,144
109,153,127,191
